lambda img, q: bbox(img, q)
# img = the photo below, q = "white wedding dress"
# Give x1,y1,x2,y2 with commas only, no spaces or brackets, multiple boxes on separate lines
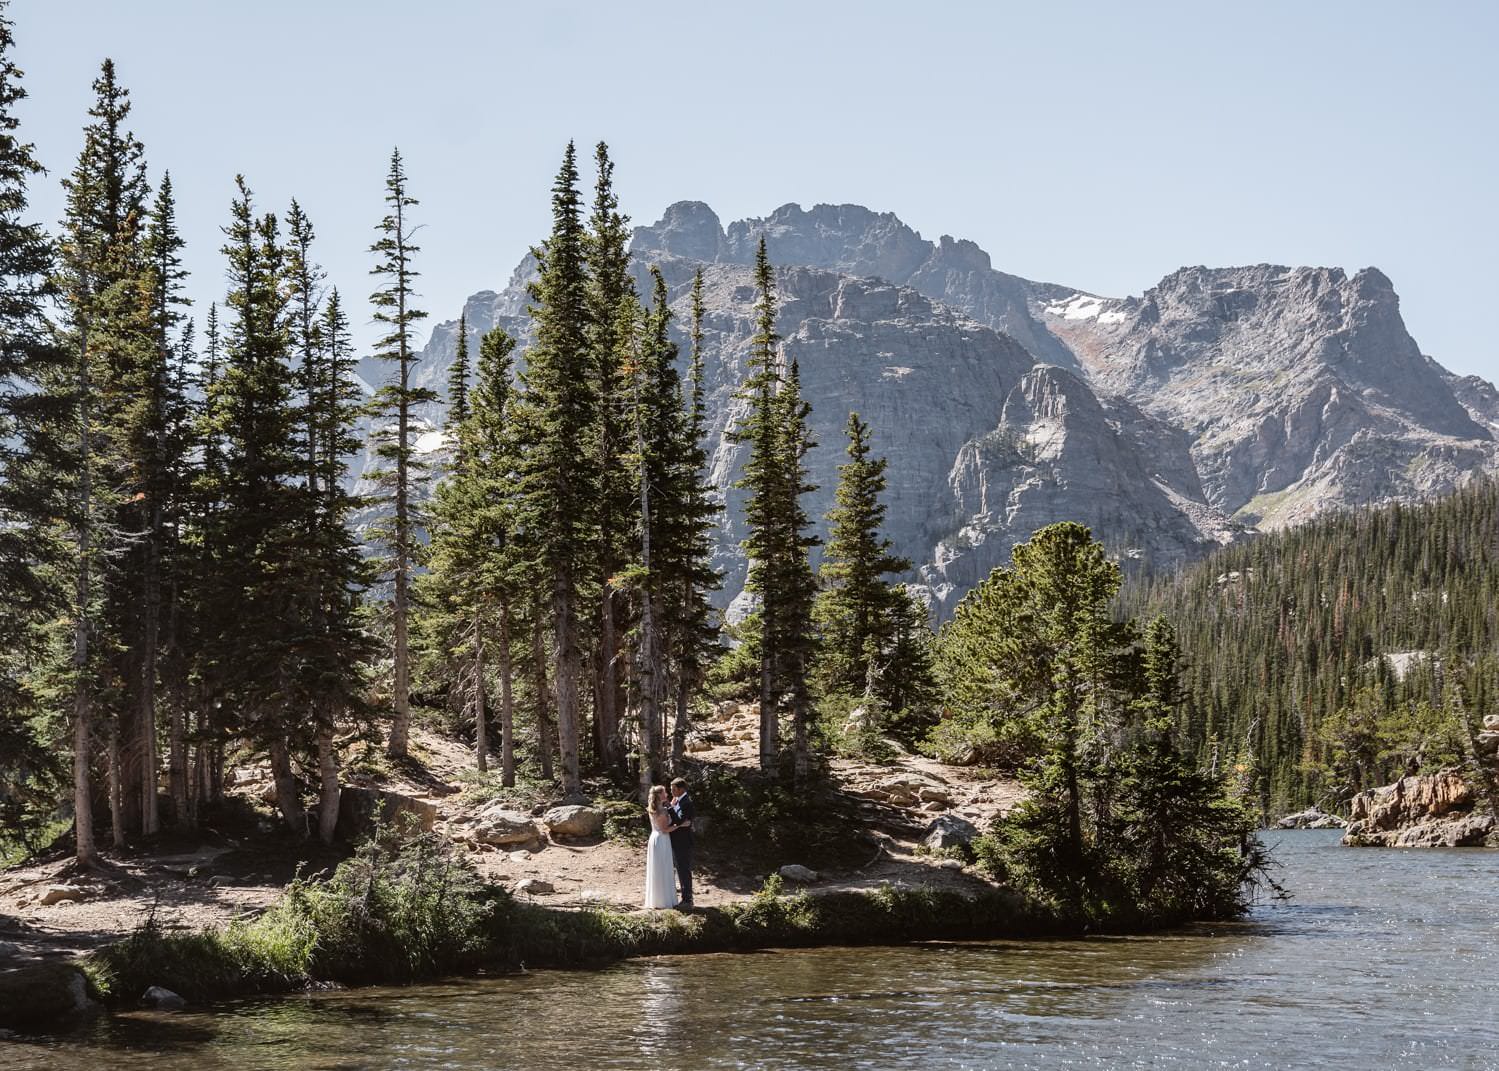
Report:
643,810,678,910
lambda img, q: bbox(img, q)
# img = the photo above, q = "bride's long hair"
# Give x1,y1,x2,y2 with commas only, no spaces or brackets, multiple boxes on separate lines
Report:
647,785,668,814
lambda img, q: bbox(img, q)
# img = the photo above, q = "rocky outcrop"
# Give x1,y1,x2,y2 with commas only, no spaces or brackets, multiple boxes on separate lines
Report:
1342,768,1496,847
1040,265,1498,527
334,787,438,842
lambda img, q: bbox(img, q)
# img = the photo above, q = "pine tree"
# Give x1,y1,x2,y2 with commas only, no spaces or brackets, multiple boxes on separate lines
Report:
140,171,192,831
585,142,634,773
666,270,720,769
299,287,374,842
420,317,518,775
0,5,72,859
771,356,819,784
205,178,307,832
816,412,910,697
731,240,820,782
731,238,786,775
512,143,595,795
367,148,433,761
56,57,150,846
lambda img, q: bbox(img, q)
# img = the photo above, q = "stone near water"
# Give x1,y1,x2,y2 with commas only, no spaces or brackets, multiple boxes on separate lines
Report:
1276,805,1346,830
141,986,186,1011
778,864,820,883
922,815,979,852
542,804,606,839
1343,768,1492,847
40,885,84,906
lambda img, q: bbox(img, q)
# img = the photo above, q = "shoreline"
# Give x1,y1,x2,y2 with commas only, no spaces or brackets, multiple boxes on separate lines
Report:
1,880,1210,1034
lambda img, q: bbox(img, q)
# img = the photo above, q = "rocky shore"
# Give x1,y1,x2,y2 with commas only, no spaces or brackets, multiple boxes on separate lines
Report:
1342,767,1496,848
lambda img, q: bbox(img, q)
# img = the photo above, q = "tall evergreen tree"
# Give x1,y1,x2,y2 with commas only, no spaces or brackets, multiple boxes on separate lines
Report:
512,143,595,795
771,356,819,784
731,240,819,781
0,4,72,859
367,148,432,760
56,57,151,845
204,178,306,832
731,238,786,775
585,142,634,773
666,270,720,769
140,171,192,831
816,411,910,697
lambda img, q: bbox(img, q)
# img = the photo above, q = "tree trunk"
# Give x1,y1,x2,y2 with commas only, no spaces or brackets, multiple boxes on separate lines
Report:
532,610,554,781
553,575,582,796
168,699,188,829
498,601,515,787
108,726,124,849
596,590,622,772
72,350,97,864
268,737,307,835
636,444,662,802
671,668,690,772
73,699,95,865
473,614,489,772
791,657,811,788
139,500,162,837
316,725,340,844
759,621,778,778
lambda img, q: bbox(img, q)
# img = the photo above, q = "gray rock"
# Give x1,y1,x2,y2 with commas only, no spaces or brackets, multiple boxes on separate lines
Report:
515,878,554,895
472,808,541,846
335,786,437,842
542,804,606,839
39,885,84,906
141,986,186,1011
1475,731,1499,755
778,864,820,883
923,815,980,852
1276,805,1347,830
1482,714,1499,731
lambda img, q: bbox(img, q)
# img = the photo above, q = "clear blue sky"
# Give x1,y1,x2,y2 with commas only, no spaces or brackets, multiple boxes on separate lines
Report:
13,0,1498,379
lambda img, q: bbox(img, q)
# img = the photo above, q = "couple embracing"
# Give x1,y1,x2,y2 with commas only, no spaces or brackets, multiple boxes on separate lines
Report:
643,777,694,911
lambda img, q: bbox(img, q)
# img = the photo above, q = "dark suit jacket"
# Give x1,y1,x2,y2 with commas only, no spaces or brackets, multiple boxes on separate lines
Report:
669,793,695,847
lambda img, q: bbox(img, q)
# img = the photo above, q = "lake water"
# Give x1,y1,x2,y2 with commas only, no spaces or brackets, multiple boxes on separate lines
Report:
5,831,1497,1070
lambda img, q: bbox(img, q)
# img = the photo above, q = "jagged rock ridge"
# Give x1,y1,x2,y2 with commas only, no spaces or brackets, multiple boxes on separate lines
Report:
354,199,1499,617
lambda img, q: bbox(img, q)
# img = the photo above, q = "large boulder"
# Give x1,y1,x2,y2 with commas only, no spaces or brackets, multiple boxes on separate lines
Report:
40,885,85,906
542,804,606,839
472,807,542,846
335,787,437,842
922,814,980,852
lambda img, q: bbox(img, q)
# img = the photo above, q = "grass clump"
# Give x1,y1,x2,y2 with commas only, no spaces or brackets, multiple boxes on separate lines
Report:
87,826,499,1004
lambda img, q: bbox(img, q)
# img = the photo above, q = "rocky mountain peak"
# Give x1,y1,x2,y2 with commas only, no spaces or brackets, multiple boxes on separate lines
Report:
630,200,726,263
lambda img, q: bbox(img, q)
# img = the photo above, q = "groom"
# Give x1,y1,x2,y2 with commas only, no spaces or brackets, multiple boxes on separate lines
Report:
668,777,695,910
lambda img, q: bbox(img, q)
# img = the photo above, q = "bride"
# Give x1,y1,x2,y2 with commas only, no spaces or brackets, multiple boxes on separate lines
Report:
644,785,678,910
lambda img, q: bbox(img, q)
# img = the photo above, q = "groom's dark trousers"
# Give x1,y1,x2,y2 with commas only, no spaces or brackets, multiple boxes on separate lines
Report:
669,793,695,903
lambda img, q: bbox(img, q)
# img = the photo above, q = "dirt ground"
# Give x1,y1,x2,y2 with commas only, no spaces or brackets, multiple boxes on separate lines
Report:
0,705,1021,965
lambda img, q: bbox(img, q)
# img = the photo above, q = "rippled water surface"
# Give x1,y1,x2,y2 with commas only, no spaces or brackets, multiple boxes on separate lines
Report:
6,831,1498,1070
